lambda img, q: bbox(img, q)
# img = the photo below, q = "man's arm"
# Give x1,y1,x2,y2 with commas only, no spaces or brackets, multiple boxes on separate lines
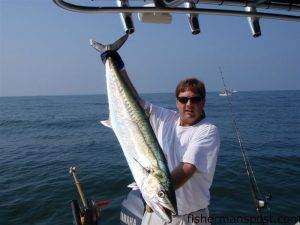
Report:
100,49,145,109
171,162,196,190
121,69,145,108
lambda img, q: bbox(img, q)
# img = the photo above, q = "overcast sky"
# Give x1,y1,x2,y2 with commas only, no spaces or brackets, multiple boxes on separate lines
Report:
0,0,299,97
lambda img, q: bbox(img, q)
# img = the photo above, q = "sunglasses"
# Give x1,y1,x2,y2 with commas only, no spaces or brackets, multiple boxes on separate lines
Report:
177,96,202,104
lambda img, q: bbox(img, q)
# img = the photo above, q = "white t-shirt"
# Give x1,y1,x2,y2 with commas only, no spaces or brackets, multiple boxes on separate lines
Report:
148,103,220,215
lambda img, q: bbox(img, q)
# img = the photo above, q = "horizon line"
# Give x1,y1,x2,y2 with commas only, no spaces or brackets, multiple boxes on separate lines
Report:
1,89,299,98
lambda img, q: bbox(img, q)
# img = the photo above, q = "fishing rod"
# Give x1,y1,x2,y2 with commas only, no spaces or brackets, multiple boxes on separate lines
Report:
219,67,271,225
69,167,109,225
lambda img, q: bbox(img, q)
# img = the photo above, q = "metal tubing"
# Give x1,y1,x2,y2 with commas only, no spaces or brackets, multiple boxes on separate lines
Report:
54,0,300,13
53,1,300,22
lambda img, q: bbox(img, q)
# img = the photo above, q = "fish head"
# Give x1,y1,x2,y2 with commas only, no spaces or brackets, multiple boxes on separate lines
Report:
141,173,177,222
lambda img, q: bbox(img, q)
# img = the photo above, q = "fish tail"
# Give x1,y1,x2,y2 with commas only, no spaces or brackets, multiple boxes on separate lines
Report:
89,34,129,53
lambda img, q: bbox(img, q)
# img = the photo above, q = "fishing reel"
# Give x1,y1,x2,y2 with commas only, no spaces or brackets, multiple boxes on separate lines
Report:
69,167,109,225
256,193,272,209
71,199,99,225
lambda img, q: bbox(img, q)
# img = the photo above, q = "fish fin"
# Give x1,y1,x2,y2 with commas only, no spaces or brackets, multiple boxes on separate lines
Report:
90,34,129,53
100,119,112,128
89,40,106,52
128,182,139,190
110,34,129,51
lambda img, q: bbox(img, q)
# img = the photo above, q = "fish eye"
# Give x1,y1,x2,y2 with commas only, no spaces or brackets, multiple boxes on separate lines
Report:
146,167,154,174
158,190,165,198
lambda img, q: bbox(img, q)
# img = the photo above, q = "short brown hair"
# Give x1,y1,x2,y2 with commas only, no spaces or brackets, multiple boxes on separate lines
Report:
175,78,206,99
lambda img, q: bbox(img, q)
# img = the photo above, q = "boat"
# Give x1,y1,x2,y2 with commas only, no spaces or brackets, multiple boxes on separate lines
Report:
52,1,297,223
219,90,236,96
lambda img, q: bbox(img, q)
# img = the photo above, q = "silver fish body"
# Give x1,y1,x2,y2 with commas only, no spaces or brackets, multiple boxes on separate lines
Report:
90,35,177,222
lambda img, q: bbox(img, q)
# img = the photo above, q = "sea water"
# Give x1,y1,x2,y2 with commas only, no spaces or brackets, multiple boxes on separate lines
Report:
1,91,299,225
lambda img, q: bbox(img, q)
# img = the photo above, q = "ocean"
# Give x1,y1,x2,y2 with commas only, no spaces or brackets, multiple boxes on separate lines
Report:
0,91,299,225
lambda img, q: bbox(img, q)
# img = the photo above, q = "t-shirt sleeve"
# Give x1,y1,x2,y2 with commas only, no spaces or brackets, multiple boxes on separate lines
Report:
182,124,220,175
146,102,177,134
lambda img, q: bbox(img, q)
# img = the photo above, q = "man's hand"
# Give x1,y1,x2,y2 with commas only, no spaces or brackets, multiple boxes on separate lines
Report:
100,51,125,70
171,162,196,190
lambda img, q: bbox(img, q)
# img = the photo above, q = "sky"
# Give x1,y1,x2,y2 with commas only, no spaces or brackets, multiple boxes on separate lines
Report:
0,0,299,97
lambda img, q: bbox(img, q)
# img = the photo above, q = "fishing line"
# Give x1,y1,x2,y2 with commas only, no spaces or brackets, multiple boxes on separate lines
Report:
219,66,271,225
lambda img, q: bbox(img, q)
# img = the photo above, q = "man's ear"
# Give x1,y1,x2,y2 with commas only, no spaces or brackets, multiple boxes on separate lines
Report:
176,99,180,109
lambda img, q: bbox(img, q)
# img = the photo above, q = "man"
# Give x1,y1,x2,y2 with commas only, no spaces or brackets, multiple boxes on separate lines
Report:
99,47,220,224
139,78,220,225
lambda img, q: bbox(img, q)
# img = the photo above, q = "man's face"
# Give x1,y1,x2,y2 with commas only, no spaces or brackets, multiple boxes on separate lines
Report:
176,89,205,127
